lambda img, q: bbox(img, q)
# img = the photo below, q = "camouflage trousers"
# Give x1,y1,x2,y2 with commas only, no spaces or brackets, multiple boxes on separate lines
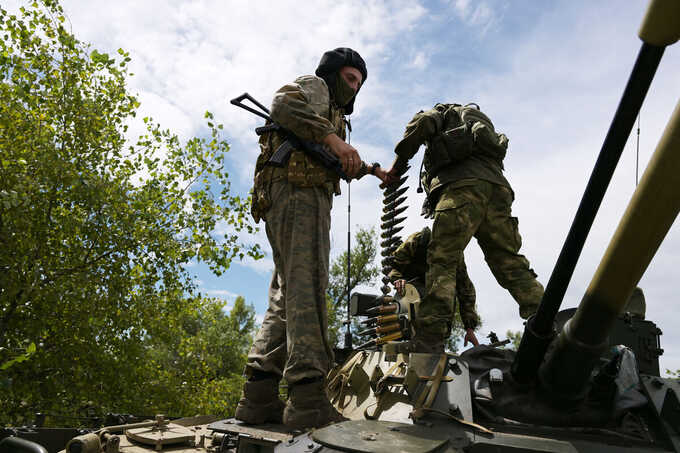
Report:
419,179,544,340
245,179,335,384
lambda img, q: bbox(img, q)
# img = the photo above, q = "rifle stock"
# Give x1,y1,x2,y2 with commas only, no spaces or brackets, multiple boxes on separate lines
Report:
231,92,349,181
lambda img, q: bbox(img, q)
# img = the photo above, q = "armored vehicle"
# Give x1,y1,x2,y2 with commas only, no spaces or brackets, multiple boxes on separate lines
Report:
2,1,679,452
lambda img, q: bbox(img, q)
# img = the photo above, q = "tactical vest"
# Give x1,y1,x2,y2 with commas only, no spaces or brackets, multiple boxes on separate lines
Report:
250,77,345,223
421,103,509,184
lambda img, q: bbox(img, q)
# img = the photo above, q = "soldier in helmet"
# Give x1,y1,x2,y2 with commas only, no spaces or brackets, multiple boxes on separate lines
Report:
235,48,387,430
383,103,544,353
389,226,480,347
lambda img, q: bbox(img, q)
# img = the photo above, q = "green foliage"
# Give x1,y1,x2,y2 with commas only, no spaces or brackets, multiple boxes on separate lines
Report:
136,295,256,417
0,342,35,371
327,227,380,347
505,330,523,350
0,1,260,425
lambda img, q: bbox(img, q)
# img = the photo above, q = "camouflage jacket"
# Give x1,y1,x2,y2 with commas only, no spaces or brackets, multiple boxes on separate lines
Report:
251,75,369,222
388,227,479,330
393,104,511,206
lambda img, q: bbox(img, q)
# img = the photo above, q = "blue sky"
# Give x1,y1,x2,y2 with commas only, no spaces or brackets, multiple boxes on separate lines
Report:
11,1,679,371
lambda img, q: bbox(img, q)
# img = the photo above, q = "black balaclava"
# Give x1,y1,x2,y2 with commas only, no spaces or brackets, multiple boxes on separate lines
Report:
315,47,367,115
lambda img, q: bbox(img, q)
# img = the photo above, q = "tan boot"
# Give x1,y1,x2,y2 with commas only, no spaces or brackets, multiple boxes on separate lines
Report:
235,378,285,424
283,379,347,430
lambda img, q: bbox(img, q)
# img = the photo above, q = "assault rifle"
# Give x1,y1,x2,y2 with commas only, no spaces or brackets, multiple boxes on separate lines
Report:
230,93,349,181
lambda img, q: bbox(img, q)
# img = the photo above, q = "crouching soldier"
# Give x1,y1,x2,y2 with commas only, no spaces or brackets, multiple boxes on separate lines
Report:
389,227,480,347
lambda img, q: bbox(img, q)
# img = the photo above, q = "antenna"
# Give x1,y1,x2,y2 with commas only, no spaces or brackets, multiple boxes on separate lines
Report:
344,119,353,350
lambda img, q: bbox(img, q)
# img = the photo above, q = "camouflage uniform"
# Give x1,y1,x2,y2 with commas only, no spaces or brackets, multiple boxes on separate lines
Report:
388,227,479,330
246,75,369,385
392,104,544,342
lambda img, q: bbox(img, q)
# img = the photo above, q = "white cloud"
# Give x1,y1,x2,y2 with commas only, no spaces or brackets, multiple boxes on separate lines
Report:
450,0,499,33
409,51,429,70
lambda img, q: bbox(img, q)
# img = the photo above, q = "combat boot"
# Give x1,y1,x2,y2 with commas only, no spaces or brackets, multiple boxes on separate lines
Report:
283,379,347,430
235,377,285,424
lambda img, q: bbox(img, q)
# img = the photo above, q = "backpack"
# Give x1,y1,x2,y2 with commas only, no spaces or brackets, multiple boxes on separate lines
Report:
422,103,509,178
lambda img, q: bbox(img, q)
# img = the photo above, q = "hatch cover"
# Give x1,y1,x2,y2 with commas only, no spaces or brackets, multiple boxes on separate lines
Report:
125,422,194,449
312,420,448,453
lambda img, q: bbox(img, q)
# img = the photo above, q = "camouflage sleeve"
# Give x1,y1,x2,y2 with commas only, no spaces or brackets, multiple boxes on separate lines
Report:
270,76,337,143
456,255,479,330
388,231,421,283
393,108,441,160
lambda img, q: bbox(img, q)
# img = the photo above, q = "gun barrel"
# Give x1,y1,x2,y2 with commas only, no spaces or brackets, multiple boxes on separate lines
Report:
511,39,668,384
538,100,680,401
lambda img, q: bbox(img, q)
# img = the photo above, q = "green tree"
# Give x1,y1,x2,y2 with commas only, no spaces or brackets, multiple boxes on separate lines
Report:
141,295,256,417
0,1,260,425
505,330,523,350
326,227,380,347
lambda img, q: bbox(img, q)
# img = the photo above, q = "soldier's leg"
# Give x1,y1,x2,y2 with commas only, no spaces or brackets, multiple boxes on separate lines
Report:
455,256,479,330
237,182,291,424
277,182,346,429
418,182,488,349
277,182,334,384
244,268,287,377
475,185,544,318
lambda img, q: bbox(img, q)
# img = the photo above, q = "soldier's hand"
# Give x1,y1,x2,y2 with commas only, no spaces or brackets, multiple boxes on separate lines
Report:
380,166,402,188
394,279,406,296
323,133,361,177
464,328,479,347
374,167,389,183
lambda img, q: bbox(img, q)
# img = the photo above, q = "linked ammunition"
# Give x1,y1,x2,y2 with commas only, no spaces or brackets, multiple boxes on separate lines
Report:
380,225,404,239
359,313,399,326
380,245,399,257
358,322,400,337
381,205,408,222
380,236,402,249
383,197,408,213
383,186,409,205
365,303,397,316
381,216,407,231
376,331,403,345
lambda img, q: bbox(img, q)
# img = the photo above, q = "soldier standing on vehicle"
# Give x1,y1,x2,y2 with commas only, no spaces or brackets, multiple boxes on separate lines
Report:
235,48,387,429
383,103,544,353
389,226,480,347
